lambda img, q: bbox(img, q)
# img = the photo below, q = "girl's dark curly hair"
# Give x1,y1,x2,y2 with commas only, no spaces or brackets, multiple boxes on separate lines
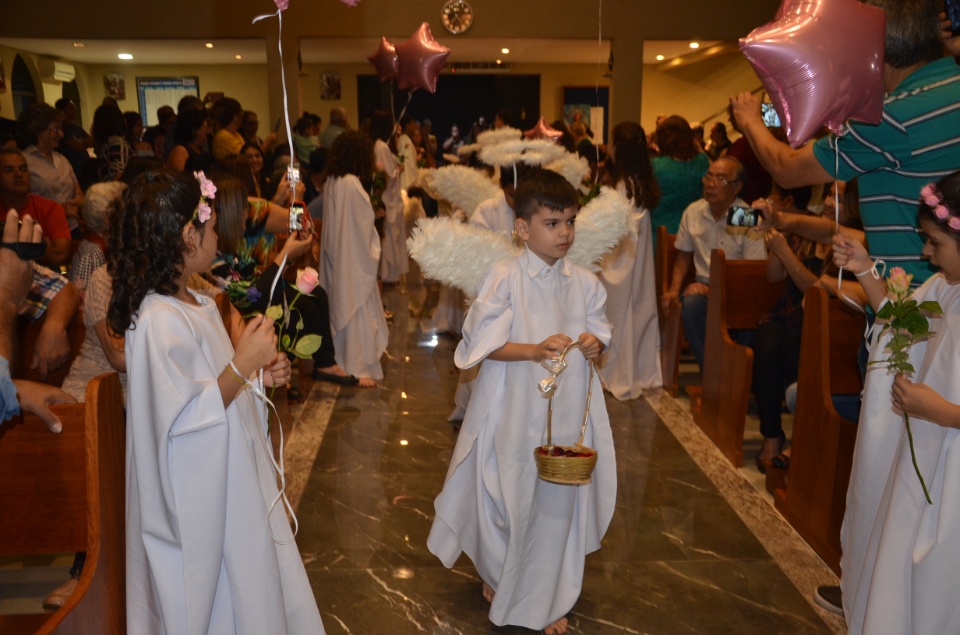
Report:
327,130,375,189
608,121,661,211
107,170,205,333
655,115,698,162
918,170,960,243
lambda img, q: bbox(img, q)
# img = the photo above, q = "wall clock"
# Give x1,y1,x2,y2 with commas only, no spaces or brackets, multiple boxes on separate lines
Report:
441,0,474,35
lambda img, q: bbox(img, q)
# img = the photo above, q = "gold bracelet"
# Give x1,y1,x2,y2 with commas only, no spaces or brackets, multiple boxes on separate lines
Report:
225,362,247,387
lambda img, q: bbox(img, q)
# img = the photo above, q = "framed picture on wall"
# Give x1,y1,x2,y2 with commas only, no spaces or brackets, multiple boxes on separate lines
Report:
136,77,200,126
562,86,609,145
320,72,341,100
104,73,125,101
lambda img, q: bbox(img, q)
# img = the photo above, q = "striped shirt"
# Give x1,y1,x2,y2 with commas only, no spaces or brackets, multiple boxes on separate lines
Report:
813,57,960,285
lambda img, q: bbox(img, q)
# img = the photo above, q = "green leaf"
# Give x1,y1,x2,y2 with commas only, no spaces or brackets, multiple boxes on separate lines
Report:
919,301,943,315
281,334,291,348
294,334,322,356
901,311,929,336
265,304,284,320
297,317,304,332
876,303,894,320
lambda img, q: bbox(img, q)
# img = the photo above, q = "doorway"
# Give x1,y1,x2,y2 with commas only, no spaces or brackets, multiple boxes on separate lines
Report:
11,55,37,118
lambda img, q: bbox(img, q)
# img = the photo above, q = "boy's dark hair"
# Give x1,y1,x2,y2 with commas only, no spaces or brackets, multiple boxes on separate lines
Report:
498,161,533,190
512,168,578,222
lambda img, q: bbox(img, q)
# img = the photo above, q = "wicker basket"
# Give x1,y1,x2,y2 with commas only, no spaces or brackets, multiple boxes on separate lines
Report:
533,343,598,486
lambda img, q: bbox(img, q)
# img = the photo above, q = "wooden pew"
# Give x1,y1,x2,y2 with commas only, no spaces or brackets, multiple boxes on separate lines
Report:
655,226,695,396
774,286,863,576
0,372,125,634
694,249,785,467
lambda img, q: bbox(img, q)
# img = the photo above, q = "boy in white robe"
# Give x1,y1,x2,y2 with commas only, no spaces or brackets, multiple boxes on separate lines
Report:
428,168,617,635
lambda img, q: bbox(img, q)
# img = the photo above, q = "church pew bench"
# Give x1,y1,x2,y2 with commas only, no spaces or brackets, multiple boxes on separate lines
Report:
0,372,125,634
655,226,695,397
774,286,863,576
693,249,785,467
13,311,86,388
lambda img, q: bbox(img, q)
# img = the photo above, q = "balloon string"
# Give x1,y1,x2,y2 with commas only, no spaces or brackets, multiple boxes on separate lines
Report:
277,11,295,167
391,90,415,145
833,141,862,312
594,0,603,169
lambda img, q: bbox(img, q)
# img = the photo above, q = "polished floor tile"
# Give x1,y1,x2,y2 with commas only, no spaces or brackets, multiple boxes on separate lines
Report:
298,287,834,634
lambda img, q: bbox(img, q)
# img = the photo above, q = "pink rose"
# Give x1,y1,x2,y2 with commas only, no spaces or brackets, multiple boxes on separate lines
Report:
887,267,912,295
197,202,212,224
935,205,950,220
950,217,960,231
296,267,319,295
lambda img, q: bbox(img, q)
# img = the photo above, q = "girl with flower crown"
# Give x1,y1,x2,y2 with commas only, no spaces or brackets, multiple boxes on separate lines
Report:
107,170,324,634
832,169,960,634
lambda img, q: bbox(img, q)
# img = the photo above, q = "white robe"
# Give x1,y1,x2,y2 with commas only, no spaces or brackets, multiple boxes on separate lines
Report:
428,249,617,631
451,191,516,417
841,274,960,634
320,175,388,380
397,133,419,191
597,184,662,399
375,139,408,283
125,292,323,635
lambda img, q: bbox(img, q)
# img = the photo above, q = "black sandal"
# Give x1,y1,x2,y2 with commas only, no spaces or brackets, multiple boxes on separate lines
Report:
312,370,361,386
287,387,303,403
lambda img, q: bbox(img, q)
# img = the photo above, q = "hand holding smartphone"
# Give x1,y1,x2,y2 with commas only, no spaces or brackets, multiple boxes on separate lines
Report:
289,203,305,233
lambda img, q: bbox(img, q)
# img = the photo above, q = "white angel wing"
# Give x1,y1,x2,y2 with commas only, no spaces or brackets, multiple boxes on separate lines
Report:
567,187,634,272
407,217,519,297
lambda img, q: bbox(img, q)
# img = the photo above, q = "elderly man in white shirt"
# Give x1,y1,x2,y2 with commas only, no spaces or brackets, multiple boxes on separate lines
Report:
660,156,766,370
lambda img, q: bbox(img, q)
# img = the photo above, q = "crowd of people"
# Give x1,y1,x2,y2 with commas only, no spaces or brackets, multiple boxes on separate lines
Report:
3,0,960,631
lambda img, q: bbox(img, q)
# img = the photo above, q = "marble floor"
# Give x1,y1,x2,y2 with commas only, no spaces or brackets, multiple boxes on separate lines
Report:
293,286,842,634
0,283,846,634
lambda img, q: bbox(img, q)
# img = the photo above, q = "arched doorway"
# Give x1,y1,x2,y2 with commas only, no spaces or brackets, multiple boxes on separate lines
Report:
11,55,37,117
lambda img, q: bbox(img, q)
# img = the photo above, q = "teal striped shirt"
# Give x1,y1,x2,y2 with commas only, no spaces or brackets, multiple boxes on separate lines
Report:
813,57,960,285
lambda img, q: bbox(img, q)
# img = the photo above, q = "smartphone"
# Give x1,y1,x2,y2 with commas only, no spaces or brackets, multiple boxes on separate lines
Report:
274,115,282,133
761,102,782,128
947,0,960,36
289,203,305,233
727,205,762,228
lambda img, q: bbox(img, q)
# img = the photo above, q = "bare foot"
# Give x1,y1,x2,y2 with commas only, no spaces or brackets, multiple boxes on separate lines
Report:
543,617,568,635
357,376,377,388
481,582,495,604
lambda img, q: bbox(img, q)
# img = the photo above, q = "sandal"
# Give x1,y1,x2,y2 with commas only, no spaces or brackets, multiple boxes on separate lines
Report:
287,387,303,403
771,453,790,470
312,370,361,386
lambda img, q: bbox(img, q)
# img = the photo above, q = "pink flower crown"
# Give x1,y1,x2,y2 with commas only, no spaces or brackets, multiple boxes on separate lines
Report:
185,171,217,228
921,182,960,232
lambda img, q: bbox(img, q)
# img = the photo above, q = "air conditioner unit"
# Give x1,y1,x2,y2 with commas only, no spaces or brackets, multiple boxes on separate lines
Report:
38,59,76,83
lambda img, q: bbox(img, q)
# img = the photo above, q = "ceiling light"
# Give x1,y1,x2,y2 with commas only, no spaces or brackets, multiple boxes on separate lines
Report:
496,59,502,64
501,48,510,55
205,42,214,49
72,42,85,48
400,440,409,446
234,54,243,60
656,54,665,61
117,53,133,60
689,42,700,49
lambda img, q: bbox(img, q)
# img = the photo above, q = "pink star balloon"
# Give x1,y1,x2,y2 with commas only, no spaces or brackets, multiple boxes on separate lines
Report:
740,0,886,148
368,37,398,84
395,22,451,94
273,0,289,10
523,117,564,142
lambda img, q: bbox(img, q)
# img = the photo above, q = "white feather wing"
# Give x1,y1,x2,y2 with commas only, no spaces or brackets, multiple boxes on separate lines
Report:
567,187,634,272
407,217,519,297
424,165,501,218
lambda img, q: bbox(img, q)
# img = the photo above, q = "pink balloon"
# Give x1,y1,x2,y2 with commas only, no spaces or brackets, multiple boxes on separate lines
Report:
273,0,289,10
340,0,361,5
395,22,451,94
523,117,564,142
740,0,886,148
368,37,398,84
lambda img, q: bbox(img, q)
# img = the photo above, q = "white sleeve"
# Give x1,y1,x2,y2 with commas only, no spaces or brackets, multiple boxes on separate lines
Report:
454,262,515,369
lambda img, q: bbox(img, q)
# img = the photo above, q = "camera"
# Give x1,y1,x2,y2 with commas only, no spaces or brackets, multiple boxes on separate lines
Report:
727,205,762,228
289,203,305,233
761,102,781,128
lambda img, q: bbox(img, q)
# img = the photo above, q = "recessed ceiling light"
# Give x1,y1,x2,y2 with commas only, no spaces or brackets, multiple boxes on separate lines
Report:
234,54,243,60
496,59,502,64
656,54,665,61
501,48,510,55
689,42,700,49
205,42,214,49
117,53,133,60
72,42,85,48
